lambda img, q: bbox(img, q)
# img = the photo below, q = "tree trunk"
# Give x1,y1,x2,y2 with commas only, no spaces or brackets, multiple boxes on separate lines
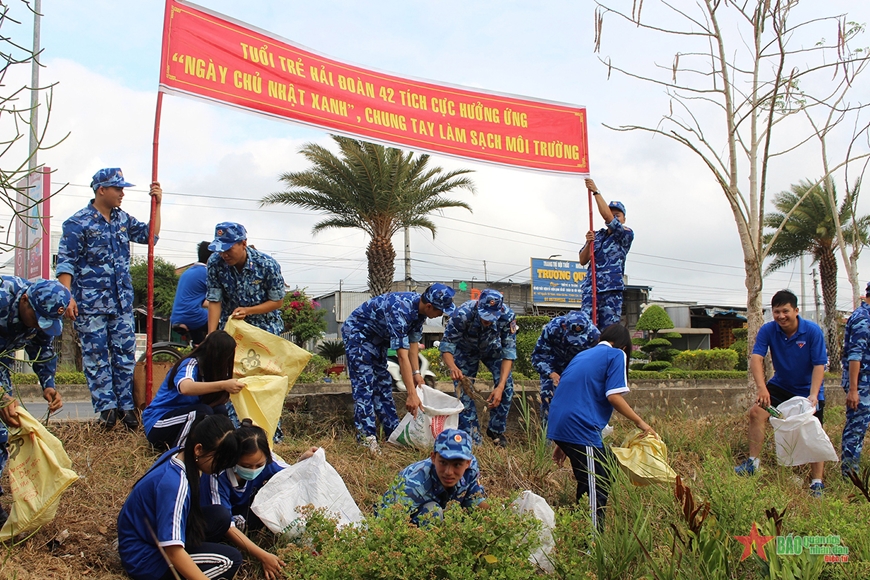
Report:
366,235,396,297
818,247,841,372
744,256,765,391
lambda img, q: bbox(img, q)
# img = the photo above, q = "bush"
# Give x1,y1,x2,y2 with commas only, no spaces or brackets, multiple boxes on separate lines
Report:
298,354,331,383
12,371,87,385
630,362,647,371
514,315,549,377
673,348,739,371
643,361,672,371
636,304,675,337
628,369,747,380
316,339,345,363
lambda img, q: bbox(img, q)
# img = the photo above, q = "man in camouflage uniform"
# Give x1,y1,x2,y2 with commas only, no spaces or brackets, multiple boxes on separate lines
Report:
56,168,161,430
578,178,633,327
342,284,455,452
0,278,71,526
532,309,600,422
439,288,517,446
841,282,870,478
206,222,285,335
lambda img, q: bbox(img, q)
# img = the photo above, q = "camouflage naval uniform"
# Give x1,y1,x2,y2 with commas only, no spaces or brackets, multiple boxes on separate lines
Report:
439,293,517,445
341,292,429,439
841,299,870,476
580,214,633,327
56,201,155,414
205,248,285,335
532,310,600,422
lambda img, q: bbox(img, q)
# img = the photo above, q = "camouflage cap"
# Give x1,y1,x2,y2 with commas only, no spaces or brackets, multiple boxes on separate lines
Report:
563,310,601,347
90,168,134,191
476,288,505,323
609,201,626,216
209,222,247,252
422,283,455,315
28,279,72,336
434,428,473,460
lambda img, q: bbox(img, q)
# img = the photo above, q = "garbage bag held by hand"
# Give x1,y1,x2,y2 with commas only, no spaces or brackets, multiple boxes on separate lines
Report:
387,384,464,449
0,408,78,541
225,318,312,382
250,448,362,536
769,397,839,466
611,431,677,486
230,375,290,446
511,490,556,573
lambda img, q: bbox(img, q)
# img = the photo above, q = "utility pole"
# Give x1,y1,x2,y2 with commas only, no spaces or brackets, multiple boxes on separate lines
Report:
483,260,487,283
404,226,411,291
800,253,806,312
28,0,41,173
812,268,822,323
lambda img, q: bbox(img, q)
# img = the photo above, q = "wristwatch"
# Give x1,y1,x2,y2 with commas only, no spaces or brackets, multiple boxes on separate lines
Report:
412,370,421,376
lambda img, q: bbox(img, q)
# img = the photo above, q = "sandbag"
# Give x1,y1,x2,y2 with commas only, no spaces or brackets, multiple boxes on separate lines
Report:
224,318,311,383
611,431,677,486
510,490,555,573
387,384,464,448
250,448,362,536
230,375,290,445
769,397,839,466
0,408,78,540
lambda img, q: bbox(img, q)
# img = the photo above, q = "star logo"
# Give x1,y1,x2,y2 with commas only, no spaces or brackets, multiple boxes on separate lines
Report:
734,522,774,561
453,434,463,443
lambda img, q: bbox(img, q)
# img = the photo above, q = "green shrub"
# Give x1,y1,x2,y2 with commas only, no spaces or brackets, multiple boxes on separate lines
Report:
514,316,548,377
643,361,672,371
515,315,550,334
628,369,747,380
316,339,345,363
632,337,648,346
12,371,87,385
630,350,647,360
636,304,675,337
729,338,749,371
732,327,748,340
673,349,739,371
630,362,647,371
641,338,672,352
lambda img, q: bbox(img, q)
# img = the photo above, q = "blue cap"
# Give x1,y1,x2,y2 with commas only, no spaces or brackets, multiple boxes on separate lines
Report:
422,283,455,315
90,168,134,191
563,310,600,347
209,222,247,253
434,428,473,460
477,288,505,323
609,201,626,216
28,279,72,337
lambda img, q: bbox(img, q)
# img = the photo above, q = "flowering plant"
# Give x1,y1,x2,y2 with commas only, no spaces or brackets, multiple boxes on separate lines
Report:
280,288,326,346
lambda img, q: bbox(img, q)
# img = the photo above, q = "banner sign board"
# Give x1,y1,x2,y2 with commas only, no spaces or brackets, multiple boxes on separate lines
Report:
159,0,589,175
530,257,587,305
14,168,51,281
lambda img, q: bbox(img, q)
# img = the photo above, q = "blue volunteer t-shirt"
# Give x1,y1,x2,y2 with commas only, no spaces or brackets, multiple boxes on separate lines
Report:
117,448,189,580
547,342,629,448
171,263,208,329
142,358,202,434
200,455,287,514
752,317,827,400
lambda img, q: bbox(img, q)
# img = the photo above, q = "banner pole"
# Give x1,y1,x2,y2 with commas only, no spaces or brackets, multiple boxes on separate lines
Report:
146,90,164,404
588,187,597,326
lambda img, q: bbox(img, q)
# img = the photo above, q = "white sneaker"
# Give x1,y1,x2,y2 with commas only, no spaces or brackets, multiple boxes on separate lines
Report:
363,435,382,455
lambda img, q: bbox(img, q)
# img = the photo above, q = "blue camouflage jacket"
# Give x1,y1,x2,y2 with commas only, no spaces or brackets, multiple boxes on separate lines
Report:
580,218,634,292
0,276,57,392
439,300,517,361
342,292,426,349
842,301,870,389
206,248,285,335
379,457,485,524
532,314,601,377
56,201,154,315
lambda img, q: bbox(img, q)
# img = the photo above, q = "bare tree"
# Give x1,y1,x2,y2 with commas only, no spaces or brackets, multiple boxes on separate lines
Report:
593,0,870,359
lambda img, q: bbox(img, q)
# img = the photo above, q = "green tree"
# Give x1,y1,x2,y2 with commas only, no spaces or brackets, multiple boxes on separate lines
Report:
262,135,474,296
636,305,675,339
130,256,178,318
281,288,327,347
764,179,870,372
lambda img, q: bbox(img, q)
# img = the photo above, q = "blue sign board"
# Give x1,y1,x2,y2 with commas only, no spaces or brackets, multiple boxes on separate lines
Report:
530,258,587,305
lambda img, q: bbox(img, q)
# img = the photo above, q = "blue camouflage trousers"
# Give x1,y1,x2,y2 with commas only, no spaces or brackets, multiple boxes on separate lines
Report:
539,370,564,424
841,384,870,475
581,289,623,328
345,339,400,439
74,311,136,413
452,351,514,444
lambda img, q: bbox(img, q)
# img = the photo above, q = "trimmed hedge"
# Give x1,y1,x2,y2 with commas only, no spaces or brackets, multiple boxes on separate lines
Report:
12,371,86,385
628,369,748,380
642,361,672,371
672,348,739,371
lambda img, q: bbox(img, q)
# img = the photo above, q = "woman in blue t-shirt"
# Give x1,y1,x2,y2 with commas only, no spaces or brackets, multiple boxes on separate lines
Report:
143,330,243,449
118,414,242,580
547,324,655,530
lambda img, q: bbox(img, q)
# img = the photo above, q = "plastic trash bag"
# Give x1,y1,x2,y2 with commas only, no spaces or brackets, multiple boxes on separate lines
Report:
387,384,464,449
769,397,839,466
230,375,290,445
0,408,78,540
224,318,311,382
250,448,362,537
611,431,677,486
511,490,555,573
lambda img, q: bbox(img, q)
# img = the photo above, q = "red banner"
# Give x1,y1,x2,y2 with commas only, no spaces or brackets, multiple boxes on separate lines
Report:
159,0,589,175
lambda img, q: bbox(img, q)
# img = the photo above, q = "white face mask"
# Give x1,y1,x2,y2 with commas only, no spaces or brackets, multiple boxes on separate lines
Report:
233,464,265,481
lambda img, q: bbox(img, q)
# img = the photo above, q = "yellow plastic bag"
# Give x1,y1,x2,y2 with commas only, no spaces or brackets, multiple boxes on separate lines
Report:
611,431,676,486
230,375,290,444
224,318,311,382
0,408,78,540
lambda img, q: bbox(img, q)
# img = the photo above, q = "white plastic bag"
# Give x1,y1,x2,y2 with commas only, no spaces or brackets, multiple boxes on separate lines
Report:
387,384,464,448
769,397,839,466
250,448,362,536
511,490,555,573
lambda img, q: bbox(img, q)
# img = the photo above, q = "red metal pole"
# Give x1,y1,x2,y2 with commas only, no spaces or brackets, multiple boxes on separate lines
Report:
588,187,597,326
146,91,164,403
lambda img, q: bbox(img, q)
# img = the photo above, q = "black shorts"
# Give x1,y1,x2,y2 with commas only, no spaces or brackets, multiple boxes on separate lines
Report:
767,382,824,425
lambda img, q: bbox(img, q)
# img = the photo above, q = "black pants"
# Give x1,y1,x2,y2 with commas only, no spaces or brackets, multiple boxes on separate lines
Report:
147,404,227,449
766,382,825,424
554,441,613,531
156,505,241,580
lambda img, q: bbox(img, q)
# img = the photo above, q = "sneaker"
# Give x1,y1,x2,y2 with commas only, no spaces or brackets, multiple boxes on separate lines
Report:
362,435,382,455
98,409,117,430
809,482,824,498
121,410,140,431
486,429,507,448
734,458,757,476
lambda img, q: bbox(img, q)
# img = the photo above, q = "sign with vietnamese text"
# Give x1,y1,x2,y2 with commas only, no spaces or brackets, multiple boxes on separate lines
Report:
530,257,586,305
159,0,589,175
14,168,51,281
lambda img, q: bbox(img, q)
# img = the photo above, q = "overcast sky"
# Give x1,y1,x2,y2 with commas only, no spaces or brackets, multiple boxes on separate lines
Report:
4,0,870,311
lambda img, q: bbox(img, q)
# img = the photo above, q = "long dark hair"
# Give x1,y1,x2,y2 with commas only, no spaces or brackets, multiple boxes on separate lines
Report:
236,419,273,466
599,324,632,357
167,330,236,385
184,414,239,546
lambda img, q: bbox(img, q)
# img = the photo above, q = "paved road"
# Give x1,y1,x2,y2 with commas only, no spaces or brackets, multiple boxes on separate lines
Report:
17,401,95,422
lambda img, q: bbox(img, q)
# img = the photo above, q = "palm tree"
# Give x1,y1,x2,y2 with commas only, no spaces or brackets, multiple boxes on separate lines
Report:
262,135,474,296
763,179,870,372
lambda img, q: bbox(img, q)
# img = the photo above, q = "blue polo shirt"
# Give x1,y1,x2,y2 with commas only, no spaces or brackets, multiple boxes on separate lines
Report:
752,317,827,399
